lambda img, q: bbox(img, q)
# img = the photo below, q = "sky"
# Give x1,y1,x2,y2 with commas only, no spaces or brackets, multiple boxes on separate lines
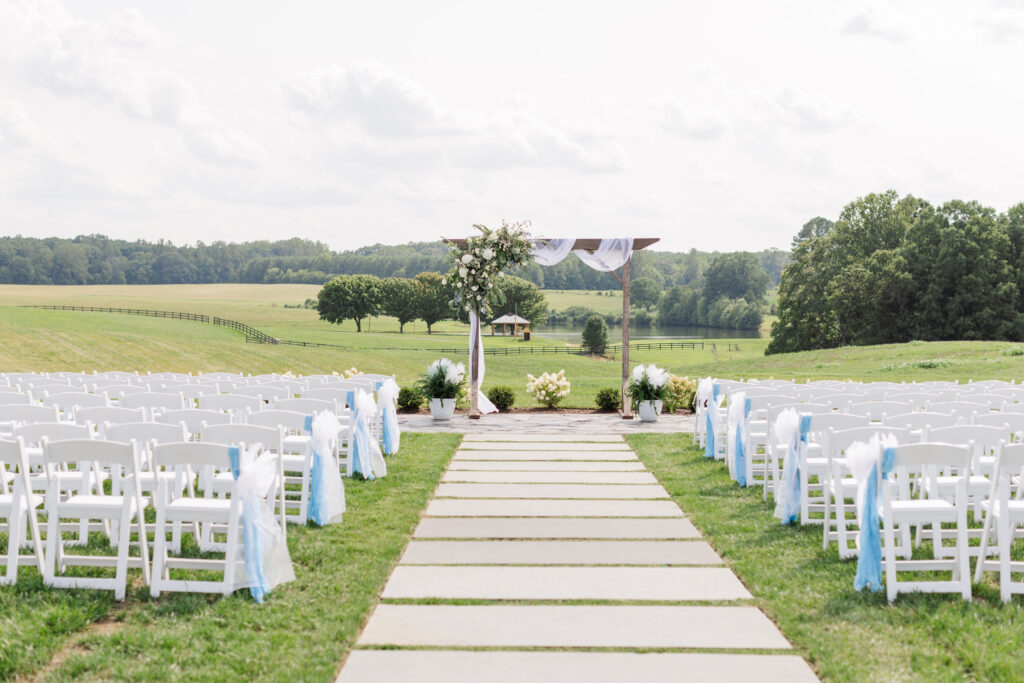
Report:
1,0,1023,254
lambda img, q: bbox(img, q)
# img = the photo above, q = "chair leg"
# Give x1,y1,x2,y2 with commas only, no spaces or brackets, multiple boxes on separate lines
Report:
999,512,1012,603
114,505,133,601
957,511,970,600
5,505,23,584
884,516,898,603
151,512,166,598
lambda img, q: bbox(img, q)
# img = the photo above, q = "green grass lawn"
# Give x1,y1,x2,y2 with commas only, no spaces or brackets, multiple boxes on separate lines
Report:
543,289,623,315
0,433,460,680
629,435,1024,682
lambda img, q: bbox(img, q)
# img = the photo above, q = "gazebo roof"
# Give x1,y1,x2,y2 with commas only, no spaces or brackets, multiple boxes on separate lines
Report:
490,314,531,324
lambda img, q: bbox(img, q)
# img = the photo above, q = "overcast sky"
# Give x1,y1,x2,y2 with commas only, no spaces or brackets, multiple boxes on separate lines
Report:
2,0,1023,253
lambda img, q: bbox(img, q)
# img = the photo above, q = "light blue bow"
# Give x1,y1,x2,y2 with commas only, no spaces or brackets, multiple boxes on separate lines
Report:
306,413,329,525
704,410,715,459
778,414,812,525
351,398,374,480
736,398,752,487
855,446,896,592
229,445,270,603
713,382,721,401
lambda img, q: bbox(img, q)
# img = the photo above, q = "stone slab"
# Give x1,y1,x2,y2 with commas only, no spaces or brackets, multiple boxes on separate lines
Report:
399,540,723,565
358,604,792,649
461,433,625,442
425,499,683,517
434,483,669,499
381,566,749,600
413,517,702,539
338,651,819,683
447,461,646,472
453,451,638,461
458,442,632,451
442,470,659,484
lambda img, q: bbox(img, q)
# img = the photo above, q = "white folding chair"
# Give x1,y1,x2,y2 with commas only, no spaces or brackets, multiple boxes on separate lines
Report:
0,438,45,584
880,441,972,602
42,439,151,600
0,394,33,407
823,426,914,558
155,409,231,435
75,406,146,432
42,391,109,414
199,394,263,421
149,442,243,597
848,401,914,422
975,442,1024,601
274,398,336,415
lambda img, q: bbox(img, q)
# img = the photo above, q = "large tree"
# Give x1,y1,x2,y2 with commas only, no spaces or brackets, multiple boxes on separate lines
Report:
630,277,661,311
316,274,383,332
486,275,549,326
380,276,420,333
703,252,770,305
414,271,452,334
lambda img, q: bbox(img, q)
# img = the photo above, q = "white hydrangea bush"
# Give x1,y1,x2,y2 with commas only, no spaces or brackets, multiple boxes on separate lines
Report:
526,369,571,407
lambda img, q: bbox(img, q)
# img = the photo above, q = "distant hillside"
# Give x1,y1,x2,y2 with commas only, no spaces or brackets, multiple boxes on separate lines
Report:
0,234,789,290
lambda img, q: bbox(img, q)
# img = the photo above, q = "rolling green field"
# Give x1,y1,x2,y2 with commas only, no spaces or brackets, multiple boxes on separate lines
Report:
3,285,1024,410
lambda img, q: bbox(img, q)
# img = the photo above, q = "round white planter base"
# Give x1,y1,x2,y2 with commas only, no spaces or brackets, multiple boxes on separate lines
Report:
638,400,663,422
430,398,457,420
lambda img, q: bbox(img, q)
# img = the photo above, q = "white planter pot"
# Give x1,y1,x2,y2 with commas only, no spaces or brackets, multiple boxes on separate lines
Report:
430,398,457,420
638,400,663,422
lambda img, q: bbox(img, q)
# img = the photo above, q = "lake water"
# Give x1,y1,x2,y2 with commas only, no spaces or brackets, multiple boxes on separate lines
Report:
530,322,763,343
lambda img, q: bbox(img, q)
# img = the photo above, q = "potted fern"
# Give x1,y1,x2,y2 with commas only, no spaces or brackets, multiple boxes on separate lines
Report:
629,363,669,422
418,358,466,420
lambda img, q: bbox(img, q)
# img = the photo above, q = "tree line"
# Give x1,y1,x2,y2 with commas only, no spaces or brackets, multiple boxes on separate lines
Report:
0,233,788,290
767,191,1024,354
315,272,549,333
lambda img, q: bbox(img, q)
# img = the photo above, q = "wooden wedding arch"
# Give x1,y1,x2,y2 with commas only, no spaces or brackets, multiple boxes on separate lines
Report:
443,237,660,419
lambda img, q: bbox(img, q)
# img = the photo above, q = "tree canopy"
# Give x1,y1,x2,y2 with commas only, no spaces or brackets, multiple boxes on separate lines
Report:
767,191,1024,354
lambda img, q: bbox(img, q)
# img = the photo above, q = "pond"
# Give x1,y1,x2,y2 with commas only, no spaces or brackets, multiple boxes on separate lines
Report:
530,322,763,343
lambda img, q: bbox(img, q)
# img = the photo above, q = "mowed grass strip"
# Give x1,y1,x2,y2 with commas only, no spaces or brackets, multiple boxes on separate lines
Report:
628,435,1024,683
0,433,459,681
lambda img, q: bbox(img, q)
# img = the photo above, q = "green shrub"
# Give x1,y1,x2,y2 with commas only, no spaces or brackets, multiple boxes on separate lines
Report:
581,315,609,355
486,385,516,411
397,386,424,411
595,387,620,412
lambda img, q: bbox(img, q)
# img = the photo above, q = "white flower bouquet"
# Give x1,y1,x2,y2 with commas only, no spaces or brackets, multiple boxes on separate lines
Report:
343,367,361,379
628,364,669,407
418,358,467,400
444,221,533,313
526,369,571,408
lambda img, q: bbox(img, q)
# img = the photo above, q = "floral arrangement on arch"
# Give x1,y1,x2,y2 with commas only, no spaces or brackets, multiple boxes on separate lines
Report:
443,221,533,313
418,358,467,400
628,364,669,408
527,370,571,407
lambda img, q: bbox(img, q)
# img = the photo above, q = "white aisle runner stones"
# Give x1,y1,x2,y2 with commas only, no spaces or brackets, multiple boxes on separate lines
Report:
337,434,818,683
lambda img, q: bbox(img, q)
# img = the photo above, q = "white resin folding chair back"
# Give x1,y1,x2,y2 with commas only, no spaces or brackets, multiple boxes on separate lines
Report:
198,394,263,419
75,406,146,431
42,391,109,413
0,404,60,426
925,401,990,422
231,385,289,402
847,401,914,421
0,437,45,585
155,409,231,435
274,398,335,415
119,392,186,417
883,393,942,411
973,412,1024,440
149,441,243,598
880,441,972,602
42,438,150,600
883,412,958,432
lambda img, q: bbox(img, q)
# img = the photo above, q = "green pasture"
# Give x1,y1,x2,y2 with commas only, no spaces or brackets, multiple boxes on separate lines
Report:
4,285,1024,411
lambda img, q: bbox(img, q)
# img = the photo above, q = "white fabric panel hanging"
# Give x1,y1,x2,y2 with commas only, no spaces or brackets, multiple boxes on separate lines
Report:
573,238,635,272
531,238,576,266
469,311,498,414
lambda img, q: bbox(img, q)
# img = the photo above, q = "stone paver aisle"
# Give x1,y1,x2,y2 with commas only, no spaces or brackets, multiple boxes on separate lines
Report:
337,433,818,682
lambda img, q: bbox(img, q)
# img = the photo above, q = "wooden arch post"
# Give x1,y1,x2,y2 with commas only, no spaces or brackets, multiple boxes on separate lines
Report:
443,236,659,420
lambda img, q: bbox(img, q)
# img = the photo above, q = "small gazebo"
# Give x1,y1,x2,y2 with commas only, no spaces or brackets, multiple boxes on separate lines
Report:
490,313,530,337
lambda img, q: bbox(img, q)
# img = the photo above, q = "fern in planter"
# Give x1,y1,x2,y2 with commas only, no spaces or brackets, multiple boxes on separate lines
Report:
416,358,466,400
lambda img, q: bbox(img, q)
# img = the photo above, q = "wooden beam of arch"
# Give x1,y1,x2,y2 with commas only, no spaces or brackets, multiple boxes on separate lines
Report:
442,237,660,250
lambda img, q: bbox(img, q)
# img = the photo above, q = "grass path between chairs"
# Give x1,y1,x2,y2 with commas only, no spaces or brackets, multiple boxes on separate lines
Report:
1,433,460,681
628,434,1024,683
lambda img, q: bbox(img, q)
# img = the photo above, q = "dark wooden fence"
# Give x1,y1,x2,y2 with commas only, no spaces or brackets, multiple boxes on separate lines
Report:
23,305,706,355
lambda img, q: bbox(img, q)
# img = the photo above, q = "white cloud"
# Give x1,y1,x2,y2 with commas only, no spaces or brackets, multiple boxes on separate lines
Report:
978,10,1024,42
183,127,266,167
660,99,726,140
0,98,46,148
283,61,467,138
841,4,912,41
762,85,857,133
